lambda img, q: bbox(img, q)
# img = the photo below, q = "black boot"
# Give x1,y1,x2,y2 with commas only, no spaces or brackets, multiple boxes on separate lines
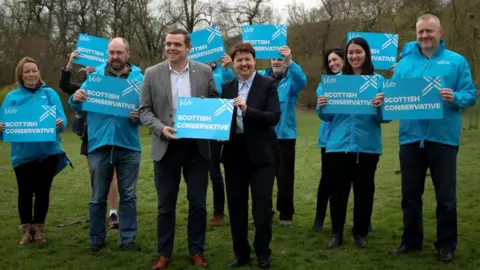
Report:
311,216,324,232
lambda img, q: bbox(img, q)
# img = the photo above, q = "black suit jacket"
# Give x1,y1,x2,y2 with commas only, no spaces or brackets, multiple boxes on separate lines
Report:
221,73,281,167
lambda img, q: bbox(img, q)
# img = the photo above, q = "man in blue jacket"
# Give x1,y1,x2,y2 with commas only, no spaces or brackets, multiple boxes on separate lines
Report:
259,46,307,226
207,53,234,226
390,14,477,262
69,37,144,252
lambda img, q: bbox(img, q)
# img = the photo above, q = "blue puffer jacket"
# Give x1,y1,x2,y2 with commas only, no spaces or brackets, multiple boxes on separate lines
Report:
400,41,417,58
68,63,144,153
0,84,68,168
259,61,307,139
393,41,477,147
316,73,390,154
212,64,234,95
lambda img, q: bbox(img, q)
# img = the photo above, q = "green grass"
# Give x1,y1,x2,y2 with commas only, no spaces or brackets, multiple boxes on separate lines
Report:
0,112,479,270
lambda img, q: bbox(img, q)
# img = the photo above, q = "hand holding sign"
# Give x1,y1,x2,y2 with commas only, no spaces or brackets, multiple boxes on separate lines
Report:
56,119,64,131
317,96,328,108
372,93,385,107
73,89,87,103
162,126,179,140
221,54,232,68
234,96,247,112
0,122,4,132
129,109,139,122
279,46,292,64
439,88,454,103
70,50,79,61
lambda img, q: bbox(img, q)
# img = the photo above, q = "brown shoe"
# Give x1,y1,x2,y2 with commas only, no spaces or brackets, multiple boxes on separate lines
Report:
19,224,33,246
190,254,208,268
32,224,47,244
208,215,225,227
152,256,172,270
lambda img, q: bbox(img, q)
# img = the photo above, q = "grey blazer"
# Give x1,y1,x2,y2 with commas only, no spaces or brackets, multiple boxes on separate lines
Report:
138,60,219,161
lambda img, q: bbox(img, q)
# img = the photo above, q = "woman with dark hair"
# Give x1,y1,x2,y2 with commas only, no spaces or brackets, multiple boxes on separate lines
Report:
0,57,68,245
311,48,344,232
59,50,119,229
317,37,389,249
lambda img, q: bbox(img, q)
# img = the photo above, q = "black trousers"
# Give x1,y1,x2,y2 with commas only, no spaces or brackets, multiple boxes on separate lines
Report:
275,139,296,220
154,139,209,257
209,140,225,216
328,152,379,237
314,147,331,223
13,154,58,224
400,141,458,252
224,135,275,260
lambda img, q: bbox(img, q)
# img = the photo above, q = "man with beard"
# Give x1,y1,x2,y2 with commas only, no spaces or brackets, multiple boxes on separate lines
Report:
69,37,144,252
206,54,234,227
258,46,307,226
389,14,477,262
138,29,218,269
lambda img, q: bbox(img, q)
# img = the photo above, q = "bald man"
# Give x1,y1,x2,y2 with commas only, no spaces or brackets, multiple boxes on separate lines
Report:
69,37,145,252
389,15,477,262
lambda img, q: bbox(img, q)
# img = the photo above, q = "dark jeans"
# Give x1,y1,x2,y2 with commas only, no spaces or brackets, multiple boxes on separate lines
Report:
88,146,140,245
400,141,458,252
314,147,330,223
328,152,379,237
14,154,59,224
224,135,275,260
154,139,209,257
209,140,225,216
276,139,296,220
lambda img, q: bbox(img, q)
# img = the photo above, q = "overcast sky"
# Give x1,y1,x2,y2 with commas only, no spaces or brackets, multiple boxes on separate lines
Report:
268,0,318,22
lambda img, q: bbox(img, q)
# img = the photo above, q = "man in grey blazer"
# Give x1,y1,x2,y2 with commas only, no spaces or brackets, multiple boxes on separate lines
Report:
138,28,219,270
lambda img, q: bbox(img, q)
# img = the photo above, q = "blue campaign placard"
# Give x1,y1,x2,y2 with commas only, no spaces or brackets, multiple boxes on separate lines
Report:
381,76,444,120
82,74,143,117
174,97,234,140
242,24,287,59
73,33,109,67
3,104,56,142
321,75,378,115
347,31,398,70
188,26,225,64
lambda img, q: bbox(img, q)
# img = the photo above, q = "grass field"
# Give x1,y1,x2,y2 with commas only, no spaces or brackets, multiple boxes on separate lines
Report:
0,112,479,270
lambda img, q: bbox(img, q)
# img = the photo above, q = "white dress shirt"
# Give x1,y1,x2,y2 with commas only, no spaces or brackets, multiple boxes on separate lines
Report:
169,61,191,119
236,72,256,134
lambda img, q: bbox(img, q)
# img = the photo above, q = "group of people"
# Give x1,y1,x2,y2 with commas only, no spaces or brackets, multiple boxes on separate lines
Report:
0,13,477,269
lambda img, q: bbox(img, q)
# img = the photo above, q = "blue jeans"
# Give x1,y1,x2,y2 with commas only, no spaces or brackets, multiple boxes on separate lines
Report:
88,146,140,245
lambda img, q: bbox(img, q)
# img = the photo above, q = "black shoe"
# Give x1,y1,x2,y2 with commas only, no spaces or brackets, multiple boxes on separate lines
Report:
390,244,422,255
87,243,105,252
327,235,343,249
228,257,251,267
118,241,141,251
257,257,270,269
437,249,454,263
354,236,367,248
311,219,324,232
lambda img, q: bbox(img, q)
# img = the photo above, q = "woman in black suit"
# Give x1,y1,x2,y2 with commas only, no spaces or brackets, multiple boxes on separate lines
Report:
221,42,280,269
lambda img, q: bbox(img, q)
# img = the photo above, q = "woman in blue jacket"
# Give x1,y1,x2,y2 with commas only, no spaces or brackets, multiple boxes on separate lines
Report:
0,57,68,246
311,48,344,232
317,37,388,249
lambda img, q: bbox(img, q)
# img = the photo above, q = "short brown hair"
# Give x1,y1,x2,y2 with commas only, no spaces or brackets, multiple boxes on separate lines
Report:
167,29,191,47
230,42,256,60
15,57,41,87
417,14,442,27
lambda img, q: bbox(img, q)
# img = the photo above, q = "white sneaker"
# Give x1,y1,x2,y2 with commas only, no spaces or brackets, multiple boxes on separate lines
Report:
279,220,293,227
